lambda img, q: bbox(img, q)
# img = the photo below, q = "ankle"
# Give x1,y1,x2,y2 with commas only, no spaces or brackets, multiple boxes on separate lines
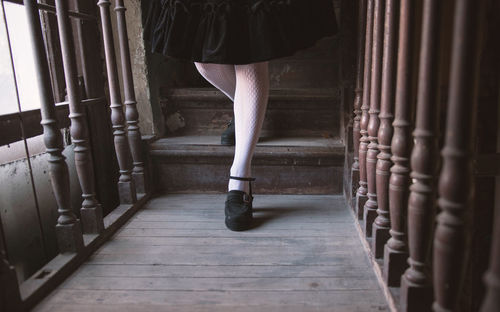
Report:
227,173,254,194
228,180,250,194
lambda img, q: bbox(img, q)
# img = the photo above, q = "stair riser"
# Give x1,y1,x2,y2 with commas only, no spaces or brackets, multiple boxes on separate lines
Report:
269,59,339,89
152,161,343,195
161,96,341,137
163,107,340,137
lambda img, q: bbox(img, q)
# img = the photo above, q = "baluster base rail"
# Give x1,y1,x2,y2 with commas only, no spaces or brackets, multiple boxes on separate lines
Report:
363,199,378,237
400,274,433,312
383,244,408,286
20,191,151,310
133,171,147,195
55,221,84,253
81,205,105,234
350,168,359,207
372,224,391,258
351,166,360,208
356,192,368,220
118,180,138,204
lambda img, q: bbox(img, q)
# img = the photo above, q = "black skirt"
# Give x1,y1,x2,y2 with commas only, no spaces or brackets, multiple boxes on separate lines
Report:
144,0,338,65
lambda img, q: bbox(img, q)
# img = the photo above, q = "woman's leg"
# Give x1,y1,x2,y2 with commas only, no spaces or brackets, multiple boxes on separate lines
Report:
228,62,270,193
194,62,236,101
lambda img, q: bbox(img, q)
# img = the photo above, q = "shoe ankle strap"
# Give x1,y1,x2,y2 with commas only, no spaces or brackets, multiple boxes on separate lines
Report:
229,176,255,200
229,176,256,182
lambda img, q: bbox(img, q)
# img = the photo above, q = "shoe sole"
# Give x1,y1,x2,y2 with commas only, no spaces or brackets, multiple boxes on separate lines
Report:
225,218,252,231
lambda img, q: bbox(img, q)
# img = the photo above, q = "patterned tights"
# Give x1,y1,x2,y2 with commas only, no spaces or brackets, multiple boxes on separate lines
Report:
194,62,270,194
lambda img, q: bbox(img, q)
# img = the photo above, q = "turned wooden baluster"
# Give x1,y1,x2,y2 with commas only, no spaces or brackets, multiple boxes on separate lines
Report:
54,0,104,234
26,0,84,249
400,0,442,310
356,0,374,219
433,0,485,311
481,194,500,311
73,0,120,212
372,0,398,258
383,0,416,287
98,0,137,204
363,0,385,237
115,0,147,195
351,0,367,204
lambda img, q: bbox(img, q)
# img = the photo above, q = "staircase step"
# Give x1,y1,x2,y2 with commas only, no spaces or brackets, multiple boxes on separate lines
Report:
269,59,339,89
150,135,344,195
160,88,341,137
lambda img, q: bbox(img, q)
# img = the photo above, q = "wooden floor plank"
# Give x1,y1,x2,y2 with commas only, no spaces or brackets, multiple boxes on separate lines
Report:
94,243,364,258
34,289,388,310
124,220,351,229
75,264,373,278
87,251,368,266
104,236,360,247
133,212,351,223
131,212,352,224
34,303,389,312
114,228,358,238
32,194,388,312
59,276,380,291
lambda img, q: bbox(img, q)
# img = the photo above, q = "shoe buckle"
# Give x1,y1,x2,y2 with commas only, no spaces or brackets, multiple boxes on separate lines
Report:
243,193,252,204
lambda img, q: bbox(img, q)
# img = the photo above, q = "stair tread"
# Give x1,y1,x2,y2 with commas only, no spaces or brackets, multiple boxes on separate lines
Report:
151,135,343,149
150,136,345,159
150,136,343,194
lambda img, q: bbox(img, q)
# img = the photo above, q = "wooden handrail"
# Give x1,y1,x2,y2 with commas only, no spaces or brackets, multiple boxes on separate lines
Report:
3,0,96,20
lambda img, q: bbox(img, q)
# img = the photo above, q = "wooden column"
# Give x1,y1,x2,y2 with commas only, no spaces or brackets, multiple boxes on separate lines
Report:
25,0,87,246
363,0,385,237
98,0,137,204
400,0,442,310
55,0,104,234
356,0,374,220
73,0,119,213
372,0,398,258
351,0,368,204
383,0,416,286
433,0,484,311
115,0,147,195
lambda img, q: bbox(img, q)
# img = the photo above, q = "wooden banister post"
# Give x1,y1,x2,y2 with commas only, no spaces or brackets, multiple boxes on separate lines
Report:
114,0,147,195
54,0,105,235
98,0,137,204
382,0,417,287
363,0,385,237
73,0,119,213
356,0,375,220
351,0,368,205
372,0,399,258
433,0,485,310
400,0,443,310
25,0,86,249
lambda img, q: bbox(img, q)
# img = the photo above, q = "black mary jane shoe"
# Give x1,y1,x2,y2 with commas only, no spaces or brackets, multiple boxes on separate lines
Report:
225,176,256,231
220,118,235,146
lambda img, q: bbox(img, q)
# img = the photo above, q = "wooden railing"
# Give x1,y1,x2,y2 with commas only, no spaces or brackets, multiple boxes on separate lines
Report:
350,0,499,311
0,0,150,310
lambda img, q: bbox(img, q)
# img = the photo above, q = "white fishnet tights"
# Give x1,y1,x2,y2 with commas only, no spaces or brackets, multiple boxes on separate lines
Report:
194,62,270,194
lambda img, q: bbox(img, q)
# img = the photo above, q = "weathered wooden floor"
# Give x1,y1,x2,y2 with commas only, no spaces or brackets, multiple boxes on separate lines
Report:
33,194,388,312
